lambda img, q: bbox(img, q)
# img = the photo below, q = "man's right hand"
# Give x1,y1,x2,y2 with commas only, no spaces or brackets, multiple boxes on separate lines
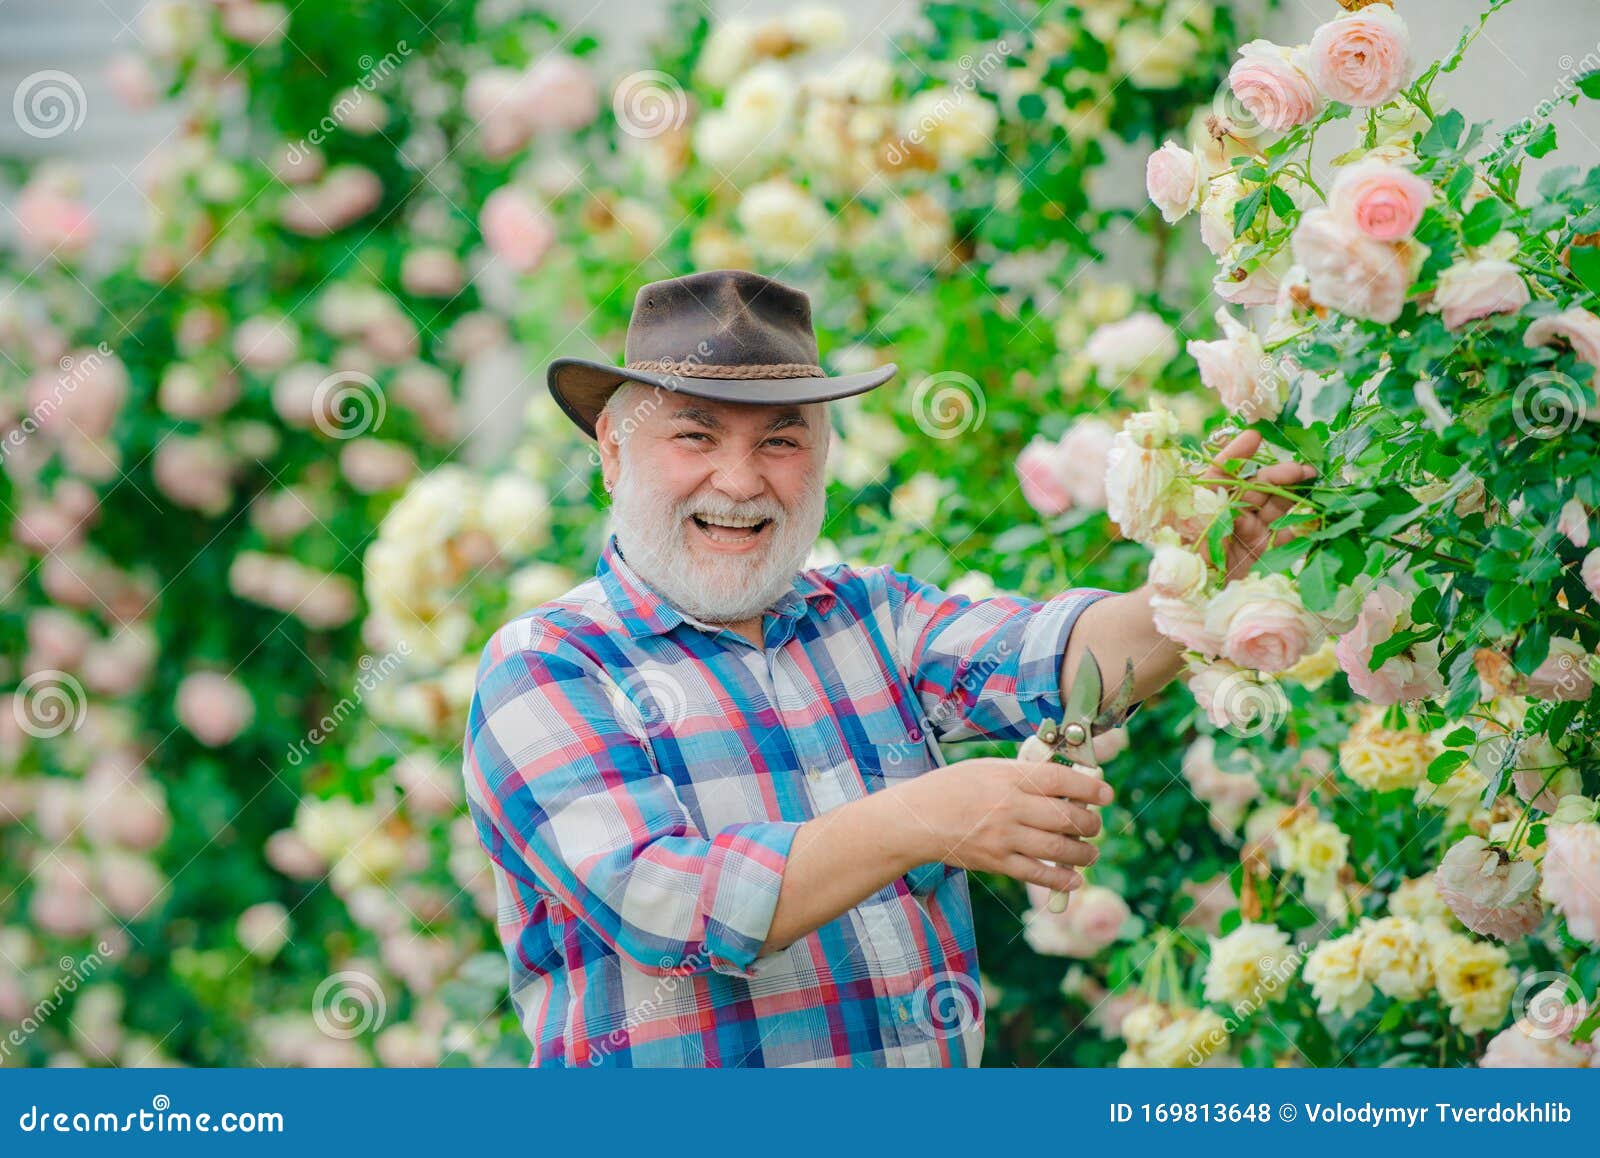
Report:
890,757,1111,893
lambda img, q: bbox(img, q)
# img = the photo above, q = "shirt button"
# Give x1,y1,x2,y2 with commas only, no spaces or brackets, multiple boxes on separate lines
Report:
807,766,822,781
897,1003,910,1022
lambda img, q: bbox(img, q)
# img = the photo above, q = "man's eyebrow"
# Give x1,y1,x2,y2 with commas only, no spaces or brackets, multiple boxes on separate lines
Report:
668,405,723,429
762,410,808,434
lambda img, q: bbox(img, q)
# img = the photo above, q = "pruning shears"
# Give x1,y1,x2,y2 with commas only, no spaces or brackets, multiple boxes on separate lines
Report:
1032,649,1139,914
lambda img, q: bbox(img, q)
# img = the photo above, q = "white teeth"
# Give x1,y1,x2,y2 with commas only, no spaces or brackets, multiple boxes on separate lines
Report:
694,513,766,528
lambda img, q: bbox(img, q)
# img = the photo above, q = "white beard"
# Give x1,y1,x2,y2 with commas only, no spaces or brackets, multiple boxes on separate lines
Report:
607,452,826,625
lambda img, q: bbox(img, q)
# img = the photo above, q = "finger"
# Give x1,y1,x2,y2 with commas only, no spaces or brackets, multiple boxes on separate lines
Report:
1013,828,1100,867
1001,854,1082,893
1204,429,1261,478
1015,760,1114,805
1018,795,1102,838
1255,461,1316,488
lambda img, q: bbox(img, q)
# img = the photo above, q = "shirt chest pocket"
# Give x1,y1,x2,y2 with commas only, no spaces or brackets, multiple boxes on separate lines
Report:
849,708,939,786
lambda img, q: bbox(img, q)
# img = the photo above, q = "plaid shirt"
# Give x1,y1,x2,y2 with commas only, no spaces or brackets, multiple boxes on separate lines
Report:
463,534,1114,1067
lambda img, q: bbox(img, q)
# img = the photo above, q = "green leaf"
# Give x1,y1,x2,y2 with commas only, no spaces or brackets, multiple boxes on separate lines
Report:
1233,187,1267,236
1267,184,1297,219
1526,123,1558,159
1461,198,1509,247
1569,246,1600,299
1428,749,1471,785
1298,548,1343,613
1578,70,1600,100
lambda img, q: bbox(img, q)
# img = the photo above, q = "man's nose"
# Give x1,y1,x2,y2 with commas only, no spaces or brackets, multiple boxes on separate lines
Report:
708,446,765,502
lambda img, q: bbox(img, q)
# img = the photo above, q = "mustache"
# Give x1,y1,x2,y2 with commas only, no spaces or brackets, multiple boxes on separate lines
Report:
673,493,788,525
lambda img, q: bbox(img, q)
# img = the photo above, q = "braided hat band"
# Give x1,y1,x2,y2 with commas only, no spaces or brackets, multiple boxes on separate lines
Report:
624,360,827,380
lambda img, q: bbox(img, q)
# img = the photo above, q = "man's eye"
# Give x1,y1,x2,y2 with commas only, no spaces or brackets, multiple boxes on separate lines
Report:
764,437,798,449
676,431,710,442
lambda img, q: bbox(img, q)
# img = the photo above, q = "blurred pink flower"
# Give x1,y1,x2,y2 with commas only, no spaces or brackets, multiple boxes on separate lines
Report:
175,672,255,748
1525,307,1600,368
480,187,556,273
153,436,235,515
1015,437,1073,516
520,54,601,133
1542,822,1600,944
400,248,466,298
1436,257,1530,330
1292,208,1413,324
1022,883,1130,958
1145,141,1200,223
15,174,95,259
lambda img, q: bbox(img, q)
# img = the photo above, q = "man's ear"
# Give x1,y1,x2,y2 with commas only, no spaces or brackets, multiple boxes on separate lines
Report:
593,406,622,488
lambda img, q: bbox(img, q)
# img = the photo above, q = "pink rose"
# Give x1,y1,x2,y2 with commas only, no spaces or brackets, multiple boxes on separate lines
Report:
233,315,300,373
1056,419,1115,510
1478,1017,1593,1074
1022,883,1130,958
1436,256,1530,330
1291,207,1414,323
1015,437,1073,517
1526,637,1593,702
400,248,466,298
1145,141,1201,224
518,54,600,133
1228,41,1321,132
1558,499,1590,548
1328,159,1431,241
175,671,255,748
1334,585,1444,705
34,350,128,440
1511,739,1580,813
153,436,235,516
1309,5,1412,109
105,53,157,109
480,187,556,273
1525,307,1600,368
1186,312,1283,421
1181,736,1259,831
1204,574,1313,674
1582,549,1600,602
340,438,417,494
280,165,382,236
1434,835,1543,941
1542,822,1600,944
15,174,95,260
1152,594,1225,657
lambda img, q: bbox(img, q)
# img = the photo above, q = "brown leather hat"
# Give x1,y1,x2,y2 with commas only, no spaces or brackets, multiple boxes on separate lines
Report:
547,269,897,439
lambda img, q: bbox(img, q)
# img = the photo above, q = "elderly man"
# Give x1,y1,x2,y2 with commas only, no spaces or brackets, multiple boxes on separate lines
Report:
463,270,1311,1067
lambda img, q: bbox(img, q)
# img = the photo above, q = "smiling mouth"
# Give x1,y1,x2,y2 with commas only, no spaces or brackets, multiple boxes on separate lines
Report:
689,514,774,545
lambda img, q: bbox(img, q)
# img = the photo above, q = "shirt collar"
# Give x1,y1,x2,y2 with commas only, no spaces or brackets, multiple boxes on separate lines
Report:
597,534,836,641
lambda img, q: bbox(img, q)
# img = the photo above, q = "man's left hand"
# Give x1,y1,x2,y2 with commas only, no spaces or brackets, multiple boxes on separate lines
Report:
1203,429,1318,583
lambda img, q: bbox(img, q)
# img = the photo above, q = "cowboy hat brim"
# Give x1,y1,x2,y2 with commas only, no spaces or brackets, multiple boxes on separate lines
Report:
547,357,899,440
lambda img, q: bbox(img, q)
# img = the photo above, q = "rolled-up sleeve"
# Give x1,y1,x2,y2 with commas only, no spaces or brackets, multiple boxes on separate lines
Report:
883,569,1117,744
462,621,799,978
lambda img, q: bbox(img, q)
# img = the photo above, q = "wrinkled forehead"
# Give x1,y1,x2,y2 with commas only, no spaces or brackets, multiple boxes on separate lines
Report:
658,394,825,433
